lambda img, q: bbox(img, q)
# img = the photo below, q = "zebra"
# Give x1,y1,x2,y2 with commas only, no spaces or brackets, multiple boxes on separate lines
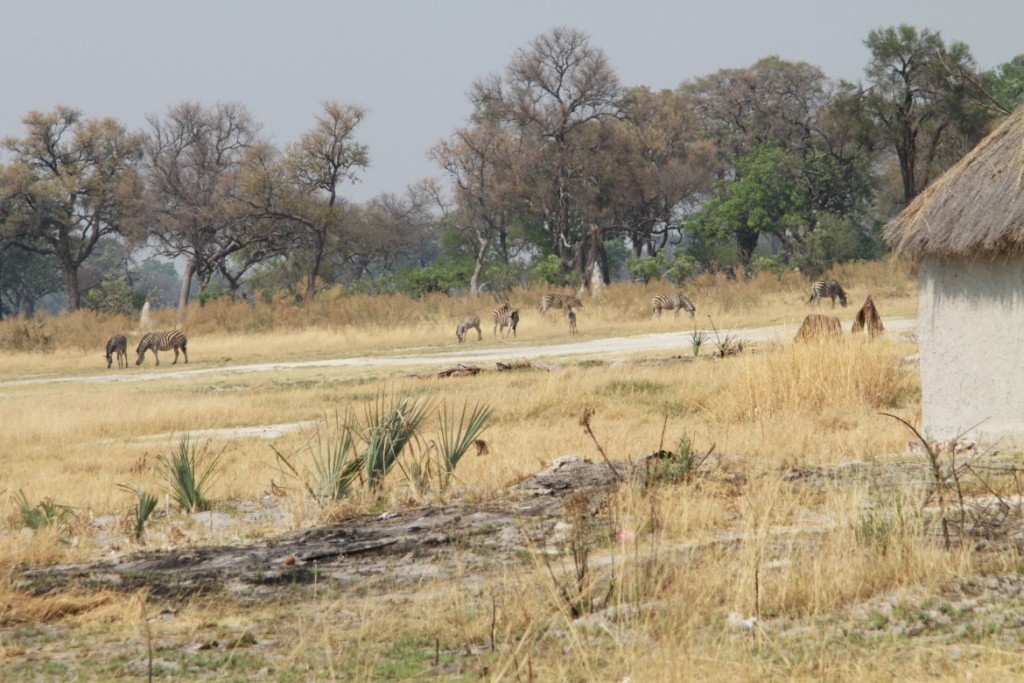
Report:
135,330,188,366
105,334,128,369
539,293,583,315
455,315,482,343
567,306,578,335
492,305,520,338
808,279,848,308
652,294,695,319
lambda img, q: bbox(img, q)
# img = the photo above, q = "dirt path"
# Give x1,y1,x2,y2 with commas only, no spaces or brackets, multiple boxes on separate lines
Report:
0,317,917,389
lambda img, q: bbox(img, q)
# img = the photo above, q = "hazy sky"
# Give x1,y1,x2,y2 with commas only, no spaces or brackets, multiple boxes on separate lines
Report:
3,1,1022,202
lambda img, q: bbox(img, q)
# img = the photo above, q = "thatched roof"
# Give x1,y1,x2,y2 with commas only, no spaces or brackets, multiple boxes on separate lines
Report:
884,106,1024,258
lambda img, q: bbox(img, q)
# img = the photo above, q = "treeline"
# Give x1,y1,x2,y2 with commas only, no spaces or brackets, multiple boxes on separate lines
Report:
1,24,1022,318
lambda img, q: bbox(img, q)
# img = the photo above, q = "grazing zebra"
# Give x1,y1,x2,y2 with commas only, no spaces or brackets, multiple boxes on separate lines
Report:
105,334,128,369
455,315,482,343
492,305,520,338
539,293,583,315
652,294,695,319
135,330,188,366
567,306,578,335
808,279,848,308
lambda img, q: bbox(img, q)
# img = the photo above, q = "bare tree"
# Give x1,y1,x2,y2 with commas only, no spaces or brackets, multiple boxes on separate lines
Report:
283,101,369,299
430,123,522,293
140,101,267,315
471,27,621,285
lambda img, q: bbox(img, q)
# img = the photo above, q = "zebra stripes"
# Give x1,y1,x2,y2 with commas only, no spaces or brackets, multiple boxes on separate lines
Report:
105,334,128,368
136,330,188,366
456,315,482,343
539,293,583,315
808,279,848,308
492,305,520,338
652,294,695,319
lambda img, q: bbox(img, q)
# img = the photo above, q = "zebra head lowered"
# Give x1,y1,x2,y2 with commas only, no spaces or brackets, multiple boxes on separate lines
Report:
136,330,189,366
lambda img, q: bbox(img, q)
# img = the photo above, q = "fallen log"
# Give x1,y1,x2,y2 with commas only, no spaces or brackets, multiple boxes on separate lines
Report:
496,361,561,372
409,363,481,379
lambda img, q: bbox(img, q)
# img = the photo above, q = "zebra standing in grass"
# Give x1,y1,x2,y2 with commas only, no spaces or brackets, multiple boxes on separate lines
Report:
808,279,848,308
135,330,188,366
539,293,583,315
567,306,578,335
456,315,482,343
492,305,520,338
105,334,128,368
652,294,695,319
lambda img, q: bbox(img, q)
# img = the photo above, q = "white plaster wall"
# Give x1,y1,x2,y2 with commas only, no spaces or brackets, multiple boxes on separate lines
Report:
919,255,1024,448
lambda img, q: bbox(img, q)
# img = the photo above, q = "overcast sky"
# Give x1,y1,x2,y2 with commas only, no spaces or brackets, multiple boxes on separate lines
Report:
3,1,1022,203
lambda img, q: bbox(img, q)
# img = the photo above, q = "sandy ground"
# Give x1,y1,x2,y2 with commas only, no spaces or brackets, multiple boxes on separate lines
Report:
0,317,917,389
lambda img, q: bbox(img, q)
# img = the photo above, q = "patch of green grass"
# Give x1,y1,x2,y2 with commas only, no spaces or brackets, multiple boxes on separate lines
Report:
603,379,665,397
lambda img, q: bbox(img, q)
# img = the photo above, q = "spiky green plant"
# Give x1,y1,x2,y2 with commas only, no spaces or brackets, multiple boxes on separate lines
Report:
274,412,360,504
16,489,76,532
361,393,434,491
158,434,223,513
118,483,158,542
437,401,492,491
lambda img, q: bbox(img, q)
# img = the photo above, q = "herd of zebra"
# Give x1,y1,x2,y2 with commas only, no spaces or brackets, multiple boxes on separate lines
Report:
104,330,188,368
105,281,848,363
454,292,695,343
454,280,847,343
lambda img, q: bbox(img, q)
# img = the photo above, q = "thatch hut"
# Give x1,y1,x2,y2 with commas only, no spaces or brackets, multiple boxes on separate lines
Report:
885,106,1024,447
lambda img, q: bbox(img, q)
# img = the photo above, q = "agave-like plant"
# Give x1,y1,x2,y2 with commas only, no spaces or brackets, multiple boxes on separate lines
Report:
158,434,223,513
118,483,158,542
16,489,76,533
437,401,492,491
274,412,360,504
361,393,434,491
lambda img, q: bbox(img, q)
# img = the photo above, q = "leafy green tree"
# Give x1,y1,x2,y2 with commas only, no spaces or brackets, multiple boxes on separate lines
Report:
844,25,992,204
0,245,62,318
626,251,666,284
0,107,144,310
981,54,1024,113
687,145,804,265
82,273,143,315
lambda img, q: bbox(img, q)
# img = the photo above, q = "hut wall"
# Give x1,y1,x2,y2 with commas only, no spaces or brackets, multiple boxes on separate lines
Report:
919,255,1024,447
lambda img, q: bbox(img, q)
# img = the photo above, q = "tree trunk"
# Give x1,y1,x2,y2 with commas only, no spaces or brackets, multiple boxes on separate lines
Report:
736,227,759,267
177,258,196,324
307,229,326,300
470,235,492,295
65,265,81,311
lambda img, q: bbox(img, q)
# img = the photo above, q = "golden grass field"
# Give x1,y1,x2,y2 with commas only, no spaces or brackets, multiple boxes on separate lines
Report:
3,259,1023,681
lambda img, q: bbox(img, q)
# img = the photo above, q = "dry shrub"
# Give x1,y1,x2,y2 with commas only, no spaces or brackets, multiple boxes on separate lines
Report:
708,338,916,423
0,580,126,626
795,313,843,341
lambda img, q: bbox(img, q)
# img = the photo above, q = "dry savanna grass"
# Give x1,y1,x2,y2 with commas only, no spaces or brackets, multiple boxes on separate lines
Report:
4,258,1022,680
